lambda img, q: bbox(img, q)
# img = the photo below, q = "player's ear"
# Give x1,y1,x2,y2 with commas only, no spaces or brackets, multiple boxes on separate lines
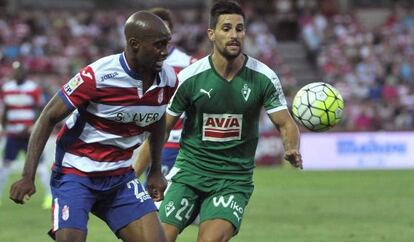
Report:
128,38,140,51
207,28,215,41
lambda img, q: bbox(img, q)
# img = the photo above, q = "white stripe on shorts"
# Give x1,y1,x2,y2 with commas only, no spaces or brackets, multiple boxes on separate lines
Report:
53,198,59,231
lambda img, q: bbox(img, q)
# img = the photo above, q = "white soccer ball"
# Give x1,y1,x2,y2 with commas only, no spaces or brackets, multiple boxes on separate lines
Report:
292,82,344,132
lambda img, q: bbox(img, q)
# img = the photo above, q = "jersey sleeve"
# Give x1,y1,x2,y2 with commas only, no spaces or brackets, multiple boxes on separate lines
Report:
167,78,191,116
58,66,96,110
263,72,288,114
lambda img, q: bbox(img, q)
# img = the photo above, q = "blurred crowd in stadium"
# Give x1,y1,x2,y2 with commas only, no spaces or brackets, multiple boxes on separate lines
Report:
302,3,414,131
0,0,413,132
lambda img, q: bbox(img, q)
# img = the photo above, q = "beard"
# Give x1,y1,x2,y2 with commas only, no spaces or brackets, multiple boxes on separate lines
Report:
217,44,242,60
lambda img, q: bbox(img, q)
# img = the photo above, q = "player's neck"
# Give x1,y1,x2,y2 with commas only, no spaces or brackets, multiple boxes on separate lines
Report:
211,52,245,82
16,79,26,85
141,71,157,92
124,54,156,91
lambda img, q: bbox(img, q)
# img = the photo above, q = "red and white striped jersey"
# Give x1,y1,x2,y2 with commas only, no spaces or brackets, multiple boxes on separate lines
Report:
0,80,42,137
55,53,178,176
164,47,196,148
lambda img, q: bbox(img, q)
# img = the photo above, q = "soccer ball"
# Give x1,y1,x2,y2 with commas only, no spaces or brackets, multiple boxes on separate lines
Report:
292,82,344,132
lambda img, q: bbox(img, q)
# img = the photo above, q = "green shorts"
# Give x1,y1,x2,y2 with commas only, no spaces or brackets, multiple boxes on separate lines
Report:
159,168,254,234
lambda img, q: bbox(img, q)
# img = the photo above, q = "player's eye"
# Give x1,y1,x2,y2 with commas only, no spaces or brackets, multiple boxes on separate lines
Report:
236,25,244,32
154,41,168,50
154,43,162,49
222,25,232,31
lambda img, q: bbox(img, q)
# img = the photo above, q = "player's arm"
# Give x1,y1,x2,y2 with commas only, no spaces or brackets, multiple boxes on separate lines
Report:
268,109,303,169
145,113,166,201
9,94,72,204
135,70,183,177
134,144,150,177
144,113,181,201
134,113,181,177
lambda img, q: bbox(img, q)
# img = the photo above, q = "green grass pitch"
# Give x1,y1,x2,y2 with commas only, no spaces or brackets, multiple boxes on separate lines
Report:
1,167,414,242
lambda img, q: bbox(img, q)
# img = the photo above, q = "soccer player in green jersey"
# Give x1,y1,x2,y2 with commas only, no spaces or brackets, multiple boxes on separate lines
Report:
138,1,302,241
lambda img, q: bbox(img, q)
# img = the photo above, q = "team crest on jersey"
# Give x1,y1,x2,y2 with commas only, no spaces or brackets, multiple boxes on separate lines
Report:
158,89,164,104
64,75,84,96
165,201,176,217
202,113,242,142
62,205,70,221
241,84,251,101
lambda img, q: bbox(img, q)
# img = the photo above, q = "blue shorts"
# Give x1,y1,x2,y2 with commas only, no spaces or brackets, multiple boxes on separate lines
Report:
3,136,45,164
49,170,157,237
3,136,29,163
160,148,179,176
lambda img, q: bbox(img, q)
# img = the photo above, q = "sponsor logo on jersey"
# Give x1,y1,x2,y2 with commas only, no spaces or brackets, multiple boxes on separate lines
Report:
202,113,242,141
212,195,244,222
241,84,251,101
115,112,161,126
200,88,213,99
64,75,84,96
100,72,118,82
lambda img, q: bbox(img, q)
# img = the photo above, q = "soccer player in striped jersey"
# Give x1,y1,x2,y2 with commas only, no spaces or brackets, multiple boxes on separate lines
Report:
139,1,303,241
135,7,197,179
9,11,175,242
0,61,51,208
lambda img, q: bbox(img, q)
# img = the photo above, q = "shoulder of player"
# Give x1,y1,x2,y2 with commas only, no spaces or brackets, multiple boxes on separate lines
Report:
244,55,279,82
23,80,41,89
2,80,39,90
1,80,17,90
159,64,178,87
89,53,119,70
165,48,193,67
80,53,122,83
177,56,211,83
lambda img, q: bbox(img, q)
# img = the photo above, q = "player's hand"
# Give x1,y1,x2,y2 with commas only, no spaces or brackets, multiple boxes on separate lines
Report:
9,178,36,204
146,169,167,202
284,149,303,169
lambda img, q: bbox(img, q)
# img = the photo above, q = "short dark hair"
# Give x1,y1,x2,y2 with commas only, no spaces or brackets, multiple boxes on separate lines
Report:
209,0,245,29
149,7,174,31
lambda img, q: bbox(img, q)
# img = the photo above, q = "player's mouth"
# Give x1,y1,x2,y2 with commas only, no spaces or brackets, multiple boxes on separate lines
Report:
226,41,240,47
156,58,167,67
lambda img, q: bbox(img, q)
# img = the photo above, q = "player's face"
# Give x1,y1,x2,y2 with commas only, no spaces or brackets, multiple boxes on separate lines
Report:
13,65,27,83
137,33,171,72
208,14,245,59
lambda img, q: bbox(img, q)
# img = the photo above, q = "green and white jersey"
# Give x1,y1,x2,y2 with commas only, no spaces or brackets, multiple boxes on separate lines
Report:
167,55,287,181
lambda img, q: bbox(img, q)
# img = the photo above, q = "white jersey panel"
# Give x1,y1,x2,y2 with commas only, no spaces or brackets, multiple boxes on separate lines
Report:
165,48,193,68
62,152,132,172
